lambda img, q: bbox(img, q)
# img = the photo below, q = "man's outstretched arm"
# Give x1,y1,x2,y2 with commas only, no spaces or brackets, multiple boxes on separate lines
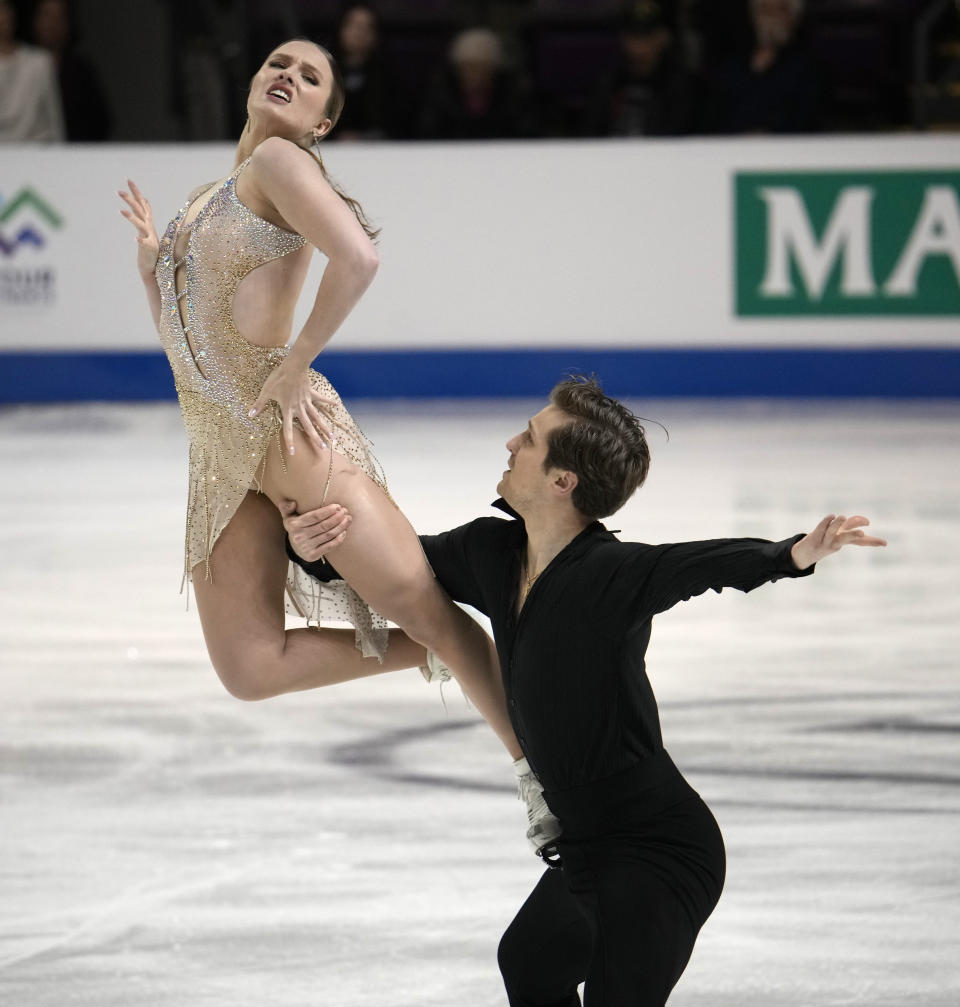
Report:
591,513,887,628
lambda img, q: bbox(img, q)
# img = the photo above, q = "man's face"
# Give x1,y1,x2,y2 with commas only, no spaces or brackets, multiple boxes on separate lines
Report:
497,404,572,513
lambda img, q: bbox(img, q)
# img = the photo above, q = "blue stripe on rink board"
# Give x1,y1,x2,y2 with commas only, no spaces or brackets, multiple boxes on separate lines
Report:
0,348,958,402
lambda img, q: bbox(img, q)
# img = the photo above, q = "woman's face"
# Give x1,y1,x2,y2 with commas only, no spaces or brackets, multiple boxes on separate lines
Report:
248,41,335,141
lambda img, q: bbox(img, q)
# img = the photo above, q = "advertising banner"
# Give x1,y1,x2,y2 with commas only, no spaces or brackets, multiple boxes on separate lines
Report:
736,170,960,317
1,137,958,399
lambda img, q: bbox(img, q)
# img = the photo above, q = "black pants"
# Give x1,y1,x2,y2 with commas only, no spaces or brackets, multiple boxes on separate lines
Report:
498,755,725,1007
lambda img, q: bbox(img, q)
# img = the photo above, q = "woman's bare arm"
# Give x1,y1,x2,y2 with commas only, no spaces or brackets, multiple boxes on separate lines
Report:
245,138,379,455
246,137,378,367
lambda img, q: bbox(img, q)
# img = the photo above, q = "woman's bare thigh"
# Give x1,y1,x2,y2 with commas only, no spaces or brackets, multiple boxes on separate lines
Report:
190,490,288,671
251,429,516,751
259,427,450,632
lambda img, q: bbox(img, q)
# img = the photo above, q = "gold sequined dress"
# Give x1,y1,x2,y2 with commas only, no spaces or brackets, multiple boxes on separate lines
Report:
155,157,391,659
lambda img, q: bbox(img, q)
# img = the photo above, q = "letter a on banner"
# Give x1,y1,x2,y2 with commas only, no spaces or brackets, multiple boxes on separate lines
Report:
885,186,960,296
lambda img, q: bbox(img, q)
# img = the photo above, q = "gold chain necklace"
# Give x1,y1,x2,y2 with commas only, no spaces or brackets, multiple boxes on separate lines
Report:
519,562,542,606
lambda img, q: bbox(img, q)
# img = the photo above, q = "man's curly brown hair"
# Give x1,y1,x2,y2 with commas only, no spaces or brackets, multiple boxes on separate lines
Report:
544,376,651,520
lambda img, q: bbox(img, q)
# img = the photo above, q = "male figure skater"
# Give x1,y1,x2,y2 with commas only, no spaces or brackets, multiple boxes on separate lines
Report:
284,377,885,1006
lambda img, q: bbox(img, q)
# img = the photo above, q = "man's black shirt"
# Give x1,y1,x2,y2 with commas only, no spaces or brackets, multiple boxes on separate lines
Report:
289,503,811,793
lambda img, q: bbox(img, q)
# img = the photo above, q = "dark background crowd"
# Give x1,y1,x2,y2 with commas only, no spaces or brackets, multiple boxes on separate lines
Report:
2,0,959,142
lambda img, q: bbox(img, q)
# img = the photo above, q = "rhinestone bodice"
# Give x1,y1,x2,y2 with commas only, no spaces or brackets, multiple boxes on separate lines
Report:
156,158,305,419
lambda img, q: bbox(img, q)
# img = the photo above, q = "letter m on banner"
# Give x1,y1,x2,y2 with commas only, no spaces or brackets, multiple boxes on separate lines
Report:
735,171,960,316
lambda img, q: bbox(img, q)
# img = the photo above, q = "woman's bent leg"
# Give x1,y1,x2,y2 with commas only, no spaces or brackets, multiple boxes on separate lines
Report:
260,435,520,758
193,491,427,701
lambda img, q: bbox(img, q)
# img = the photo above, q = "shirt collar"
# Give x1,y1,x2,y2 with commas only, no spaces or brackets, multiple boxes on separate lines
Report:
490,497,612,544
491,497,522,519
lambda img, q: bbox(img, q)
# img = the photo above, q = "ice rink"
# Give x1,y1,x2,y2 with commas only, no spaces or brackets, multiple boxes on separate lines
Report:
1,397,959,1006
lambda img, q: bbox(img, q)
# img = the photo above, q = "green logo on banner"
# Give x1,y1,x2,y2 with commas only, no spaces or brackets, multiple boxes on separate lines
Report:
735,171,960,316
0,187,64,306
0,188,64,228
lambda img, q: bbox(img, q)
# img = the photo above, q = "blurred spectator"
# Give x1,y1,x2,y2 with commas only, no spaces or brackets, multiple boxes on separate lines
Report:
702,0,821,134
0,0,64,141
419,26,536,140
170,0,248,140
584,0,699,137
332,3,391,141
32,0,110,141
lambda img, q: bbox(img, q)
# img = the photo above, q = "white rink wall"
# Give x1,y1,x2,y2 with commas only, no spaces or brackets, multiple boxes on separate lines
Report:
1,136,958,399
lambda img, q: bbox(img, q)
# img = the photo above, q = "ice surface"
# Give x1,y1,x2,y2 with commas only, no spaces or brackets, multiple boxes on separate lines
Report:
1,399,958,1006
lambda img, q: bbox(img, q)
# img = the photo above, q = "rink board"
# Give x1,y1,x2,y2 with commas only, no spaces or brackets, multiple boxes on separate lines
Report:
1,137,958,400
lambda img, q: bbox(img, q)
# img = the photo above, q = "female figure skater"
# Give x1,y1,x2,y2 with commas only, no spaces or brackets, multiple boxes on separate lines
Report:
119,39,544,818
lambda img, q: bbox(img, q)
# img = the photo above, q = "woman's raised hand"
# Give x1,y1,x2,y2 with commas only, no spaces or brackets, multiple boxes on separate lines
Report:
118,179,160,276
248,363,335,456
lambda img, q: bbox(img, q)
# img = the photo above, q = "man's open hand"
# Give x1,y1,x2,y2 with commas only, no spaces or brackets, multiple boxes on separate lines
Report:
791,515,887,571
279,499,352,563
